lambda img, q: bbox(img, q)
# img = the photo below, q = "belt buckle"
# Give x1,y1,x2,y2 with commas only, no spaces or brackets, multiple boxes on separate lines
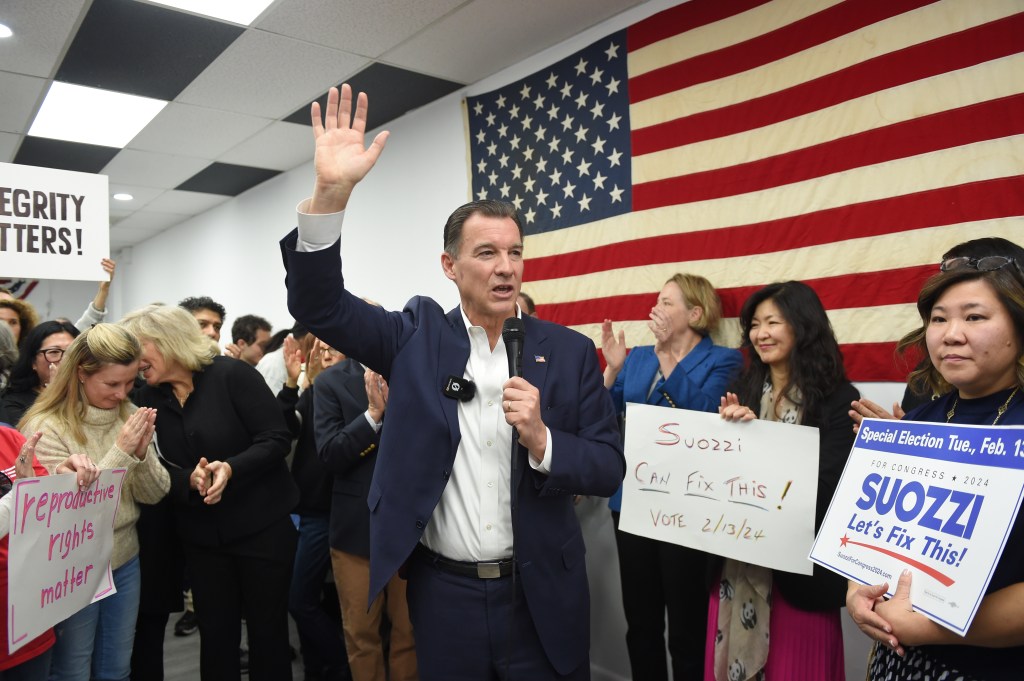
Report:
476,562,501,579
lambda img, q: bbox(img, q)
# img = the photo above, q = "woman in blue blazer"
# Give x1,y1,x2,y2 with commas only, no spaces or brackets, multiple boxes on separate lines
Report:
602,273,742,681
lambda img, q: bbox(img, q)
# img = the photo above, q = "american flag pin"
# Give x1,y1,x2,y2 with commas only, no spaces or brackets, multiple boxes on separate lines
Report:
535,355,546,363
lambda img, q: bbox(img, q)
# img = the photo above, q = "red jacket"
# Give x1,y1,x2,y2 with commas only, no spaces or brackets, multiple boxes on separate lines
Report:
0,425,54,671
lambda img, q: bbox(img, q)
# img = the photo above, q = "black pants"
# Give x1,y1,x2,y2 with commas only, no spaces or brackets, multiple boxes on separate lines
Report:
130,611,169,681
185,517,298,681
612,511,708,681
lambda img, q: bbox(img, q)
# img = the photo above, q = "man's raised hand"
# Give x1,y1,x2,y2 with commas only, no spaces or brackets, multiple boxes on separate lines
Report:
309,84,389,215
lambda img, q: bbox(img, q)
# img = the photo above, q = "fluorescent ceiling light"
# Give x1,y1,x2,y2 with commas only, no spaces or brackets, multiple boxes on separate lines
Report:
145,0,274,25
0,23,12,38
113,193,134,201
29,82,167,148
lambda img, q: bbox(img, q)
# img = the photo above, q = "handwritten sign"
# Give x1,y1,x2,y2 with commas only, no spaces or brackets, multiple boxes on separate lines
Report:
0,162,109,281
7,470,124,653
618,404,820,575
810,419,1024,635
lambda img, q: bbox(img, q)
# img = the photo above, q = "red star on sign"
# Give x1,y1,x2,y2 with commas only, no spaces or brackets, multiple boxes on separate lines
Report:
840,534,850,547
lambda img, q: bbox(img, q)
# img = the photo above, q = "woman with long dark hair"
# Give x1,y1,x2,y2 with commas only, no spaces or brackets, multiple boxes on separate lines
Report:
710,281,858,681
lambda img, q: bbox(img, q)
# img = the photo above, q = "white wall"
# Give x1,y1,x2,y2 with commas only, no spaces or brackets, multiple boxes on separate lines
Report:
26,0,910,676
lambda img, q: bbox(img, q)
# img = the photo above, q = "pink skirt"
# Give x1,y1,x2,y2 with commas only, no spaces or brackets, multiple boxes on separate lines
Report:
704,577,845,681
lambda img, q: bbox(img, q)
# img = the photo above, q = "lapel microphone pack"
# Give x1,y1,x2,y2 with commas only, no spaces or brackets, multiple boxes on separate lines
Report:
443,375,476,402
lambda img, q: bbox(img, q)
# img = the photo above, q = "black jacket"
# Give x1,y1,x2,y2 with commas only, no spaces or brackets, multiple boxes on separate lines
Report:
135,356,298,548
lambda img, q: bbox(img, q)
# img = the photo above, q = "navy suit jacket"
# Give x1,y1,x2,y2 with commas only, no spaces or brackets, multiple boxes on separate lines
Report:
313,358,379,557
281,230,624,673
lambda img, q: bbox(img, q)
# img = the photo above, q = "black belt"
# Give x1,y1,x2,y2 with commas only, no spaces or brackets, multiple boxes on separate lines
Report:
414,543,514,579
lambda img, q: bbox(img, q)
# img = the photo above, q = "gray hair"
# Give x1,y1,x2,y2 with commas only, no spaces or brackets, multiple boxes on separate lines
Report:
442,200,524,258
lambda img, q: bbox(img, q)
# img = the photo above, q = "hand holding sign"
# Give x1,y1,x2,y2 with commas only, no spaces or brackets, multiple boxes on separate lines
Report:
718,392,755,422
846,579,901,654
54,454,101,490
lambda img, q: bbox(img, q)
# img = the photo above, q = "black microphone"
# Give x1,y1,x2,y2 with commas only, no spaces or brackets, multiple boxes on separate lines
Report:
502,317,525,378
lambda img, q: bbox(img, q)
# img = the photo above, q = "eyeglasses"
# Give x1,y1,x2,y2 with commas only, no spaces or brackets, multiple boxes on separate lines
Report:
940,255,1023,276
322,347,343,357
37,347,66,362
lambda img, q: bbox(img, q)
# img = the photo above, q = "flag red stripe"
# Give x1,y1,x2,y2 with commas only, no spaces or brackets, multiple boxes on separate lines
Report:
628,0,939,103
843,343,919,382
539,266,935,328
594,342,911,381
633,94,1024,211
525,176,1024,281
632,13,1024,155
627,0,771,52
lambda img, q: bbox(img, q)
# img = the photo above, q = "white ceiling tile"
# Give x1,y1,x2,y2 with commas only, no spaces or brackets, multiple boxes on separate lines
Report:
384,0,646,83
0,132,19,163
110,224,168,249
145,190,230,215
101,150,211,190
112,210,187,233
128,102,273,158
258,0,467,58
107,183,165,211
0,72,48,134
176,31,370,119
217,121,312,171
0,0,88,77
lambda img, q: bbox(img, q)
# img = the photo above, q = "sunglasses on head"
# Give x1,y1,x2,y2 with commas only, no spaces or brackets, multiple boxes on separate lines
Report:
940,255,1023,277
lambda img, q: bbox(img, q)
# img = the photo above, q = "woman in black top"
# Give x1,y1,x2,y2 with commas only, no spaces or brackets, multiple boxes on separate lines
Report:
122,304,298,681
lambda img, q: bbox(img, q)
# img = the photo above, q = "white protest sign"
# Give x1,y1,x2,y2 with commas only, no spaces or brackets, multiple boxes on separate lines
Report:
0,162,109,281
7,469,124,653
810,419,1024,635
619,404,820,575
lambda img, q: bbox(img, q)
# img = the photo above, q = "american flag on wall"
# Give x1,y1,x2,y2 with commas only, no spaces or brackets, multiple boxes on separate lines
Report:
464,0,1024,381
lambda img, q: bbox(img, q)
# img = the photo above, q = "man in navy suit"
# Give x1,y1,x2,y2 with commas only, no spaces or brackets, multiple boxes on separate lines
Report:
281,84,624,680
314,355,417,680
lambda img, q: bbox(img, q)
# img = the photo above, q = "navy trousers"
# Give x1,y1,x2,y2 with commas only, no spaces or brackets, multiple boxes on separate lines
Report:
405,549,590,681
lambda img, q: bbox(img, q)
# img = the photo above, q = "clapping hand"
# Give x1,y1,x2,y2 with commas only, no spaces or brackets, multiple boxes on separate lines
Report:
719,392,756,422
364,369,388,424
849,398,904,433
191,457,231,505
600,320,626,373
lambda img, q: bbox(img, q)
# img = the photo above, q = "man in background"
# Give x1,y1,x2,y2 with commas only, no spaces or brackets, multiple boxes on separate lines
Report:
230,314,272,366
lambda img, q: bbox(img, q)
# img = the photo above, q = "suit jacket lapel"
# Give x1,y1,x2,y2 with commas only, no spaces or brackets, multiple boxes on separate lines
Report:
518,316,549,488
440,307,471,453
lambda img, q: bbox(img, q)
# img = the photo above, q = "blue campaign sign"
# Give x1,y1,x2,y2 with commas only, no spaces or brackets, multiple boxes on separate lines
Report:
855,419,1024,469
810,419,1024,635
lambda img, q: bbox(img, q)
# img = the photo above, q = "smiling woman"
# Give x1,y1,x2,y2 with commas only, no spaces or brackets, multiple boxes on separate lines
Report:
712,281,858,681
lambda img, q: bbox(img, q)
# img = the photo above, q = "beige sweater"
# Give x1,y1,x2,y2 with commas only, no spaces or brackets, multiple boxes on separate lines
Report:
22,404,171,569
